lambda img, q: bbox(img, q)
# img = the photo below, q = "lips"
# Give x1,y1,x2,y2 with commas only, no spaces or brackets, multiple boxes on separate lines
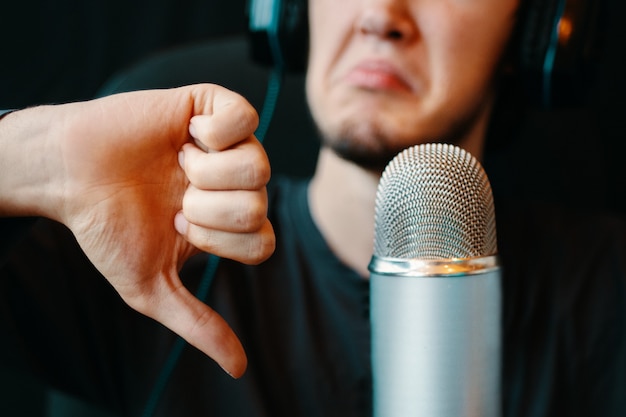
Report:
344,60,413,93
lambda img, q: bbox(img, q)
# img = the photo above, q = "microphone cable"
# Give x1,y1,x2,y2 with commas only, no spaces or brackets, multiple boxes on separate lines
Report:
139,18,285,417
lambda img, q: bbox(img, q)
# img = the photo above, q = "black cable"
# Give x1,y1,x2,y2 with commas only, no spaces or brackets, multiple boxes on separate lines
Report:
139,28,285,417
139,254,220,417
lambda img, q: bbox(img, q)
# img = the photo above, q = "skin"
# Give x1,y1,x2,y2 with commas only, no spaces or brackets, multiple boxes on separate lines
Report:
0,84,275,378
306,0,519,277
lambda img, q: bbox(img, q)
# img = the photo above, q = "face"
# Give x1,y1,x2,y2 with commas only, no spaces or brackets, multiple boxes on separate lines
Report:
306,0,519,169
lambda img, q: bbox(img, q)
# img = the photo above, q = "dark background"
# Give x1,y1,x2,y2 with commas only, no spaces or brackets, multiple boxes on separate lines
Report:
0,0,248,108
0,0,625,416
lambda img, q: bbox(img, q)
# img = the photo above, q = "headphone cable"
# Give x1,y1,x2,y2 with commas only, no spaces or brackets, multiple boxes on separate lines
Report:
139,37,285,417
542,0,567,108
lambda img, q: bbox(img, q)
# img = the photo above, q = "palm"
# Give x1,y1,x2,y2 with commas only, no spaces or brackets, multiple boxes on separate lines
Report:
61,90,194,299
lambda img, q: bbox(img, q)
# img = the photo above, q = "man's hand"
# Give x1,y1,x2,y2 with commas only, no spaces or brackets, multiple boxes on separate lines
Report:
0,84,275,377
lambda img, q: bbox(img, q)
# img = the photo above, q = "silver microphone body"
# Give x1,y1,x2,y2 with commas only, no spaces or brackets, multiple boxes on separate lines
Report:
370,256,501,417
370,143,501,417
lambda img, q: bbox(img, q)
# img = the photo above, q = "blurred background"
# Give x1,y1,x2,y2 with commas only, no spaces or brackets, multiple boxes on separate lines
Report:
0,0,625,415
0,0,248,108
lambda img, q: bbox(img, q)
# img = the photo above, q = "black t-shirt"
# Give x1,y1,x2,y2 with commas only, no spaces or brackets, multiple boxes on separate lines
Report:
1,176,625,416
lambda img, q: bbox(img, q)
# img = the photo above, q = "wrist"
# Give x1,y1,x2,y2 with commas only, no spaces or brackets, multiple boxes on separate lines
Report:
0,105,67,220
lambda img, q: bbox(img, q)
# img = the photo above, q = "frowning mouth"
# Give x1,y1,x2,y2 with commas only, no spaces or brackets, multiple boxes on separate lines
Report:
344,60,413,93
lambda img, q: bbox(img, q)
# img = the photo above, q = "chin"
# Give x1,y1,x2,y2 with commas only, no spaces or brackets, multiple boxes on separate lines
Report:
321,121,424,172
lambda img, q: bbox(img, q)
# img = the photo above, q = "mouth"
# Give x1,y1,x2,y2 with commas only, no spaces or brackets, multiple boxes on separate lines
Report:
344,60,413,93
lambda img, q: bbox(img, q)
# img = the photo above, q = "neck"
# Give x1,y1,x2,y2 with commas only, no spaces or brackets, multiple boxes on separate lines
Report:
308,147,381,278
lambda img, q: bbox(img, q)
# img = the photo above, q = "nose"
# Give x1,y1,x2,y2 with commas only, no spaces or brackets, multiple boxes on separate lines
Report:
356,0,416,42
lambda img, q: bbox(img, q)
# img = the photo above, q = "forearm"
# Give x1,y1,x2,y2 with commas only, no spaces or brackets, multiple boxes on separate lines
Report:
0,106,65,219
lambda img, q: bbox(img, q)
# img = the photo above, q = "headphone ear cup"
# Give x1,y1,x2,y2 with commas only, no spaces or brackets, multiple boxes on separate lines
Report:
247,0,309,71
517,0,605,108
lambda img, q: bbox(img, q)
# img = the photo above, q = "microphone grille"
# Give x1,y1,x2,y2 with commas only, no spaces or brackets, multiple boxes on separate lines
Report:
373,143,497,259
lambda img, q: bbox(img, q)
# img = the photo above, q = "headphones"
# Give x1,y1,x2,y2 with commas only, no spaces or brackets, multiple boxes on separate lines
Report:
516,0,604,107
247,0,604,108
247,0,309,72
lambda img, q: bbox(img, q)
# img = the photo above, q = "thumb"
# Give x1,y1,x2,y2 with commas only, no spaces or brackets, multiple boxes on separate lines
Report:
127,271,247,378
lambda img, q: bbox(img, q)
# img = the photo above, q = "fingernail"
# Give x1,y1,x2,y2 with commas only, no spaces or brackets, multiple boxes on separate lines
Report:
189,122,198,139
222,367,235,379
178,150,185,169
174,212,189,235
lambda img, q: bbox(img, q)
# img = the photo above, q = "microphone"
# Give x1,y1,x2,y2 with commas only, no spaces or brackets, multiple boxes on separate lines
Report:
369,143,501,417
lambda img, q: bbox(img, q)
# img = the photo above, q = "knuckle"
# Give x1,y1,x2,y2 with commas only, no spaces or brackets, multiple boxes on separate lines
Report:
244,222,276,265
241,152,271,187
188,309,219,340
236,197,267,231
236,99,260,133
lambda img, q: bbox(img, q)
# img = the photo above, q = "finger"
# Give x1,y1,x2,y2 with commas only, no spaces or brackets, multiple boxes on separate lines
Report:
131,276,247,378
180,139,270,190
176,213,275,265
182,187,268,233
189,91,259,151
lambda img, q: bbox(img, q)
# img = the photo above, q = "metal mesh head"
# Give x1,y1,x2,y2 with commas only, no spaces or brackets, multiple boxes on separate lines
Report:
373,143,497,259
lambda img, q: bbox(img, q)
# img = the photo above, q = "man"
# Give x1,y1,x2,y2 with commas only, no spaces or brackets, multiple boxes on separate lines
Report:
1,0,625,416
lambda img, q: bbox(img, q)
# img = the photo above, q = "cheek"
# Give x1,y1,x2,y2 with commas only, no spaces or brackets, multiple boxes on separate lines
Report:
307,0,359,81
305,12,350,121
424,11,515,103
308,0,347,54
